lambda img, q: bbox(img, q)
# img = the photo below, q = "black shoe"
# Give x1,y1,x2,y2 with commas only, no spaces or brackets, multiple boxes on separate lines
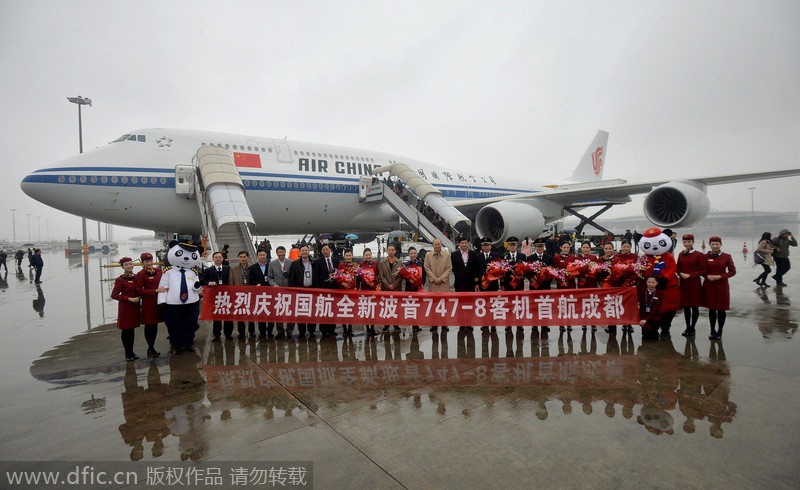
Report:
559,326,566,332
225,335,234,340
275,333,285,340
681,330,695,337
777,282,788,287
708,333,717,340
430,327,437,332
393,325,401,332
382,326,390,332
442,327,449,332
542,327,550,333
591,326,597,332
147,348,161,358
125,355,137,362
412,326,421,333
173,347,182,355
212,336,221,342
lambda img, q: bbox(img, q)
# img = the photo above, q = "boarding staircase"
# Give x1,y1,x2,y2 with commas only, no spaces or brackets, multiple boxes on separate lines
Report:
190,147,257,258
367,163,473,251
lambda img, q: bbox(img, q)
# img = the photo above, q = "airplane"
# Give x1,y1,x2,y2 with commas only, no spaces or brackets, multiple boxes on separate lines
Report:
20,128,800,247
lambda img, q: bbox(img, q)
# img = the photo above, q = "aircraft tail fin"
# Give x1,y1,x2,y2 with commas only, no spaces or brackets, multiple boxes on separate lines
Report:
569,130,609,182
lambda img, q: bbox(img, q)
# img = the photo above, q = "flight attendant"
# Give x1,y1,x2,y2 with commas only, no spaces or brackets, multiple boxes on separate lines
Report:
112,257,141,362
134,252,166,358
553,240,576,333
702,237,736,340
676,234,706,338
358,248,379,290
576,241,598,289
553,240,576,289
614,240,639,332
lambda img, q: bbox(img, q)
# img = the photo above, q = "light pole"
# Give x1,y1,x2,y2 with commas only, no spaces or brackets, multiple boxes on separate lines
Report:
46,219,49,242
37,216,41,242
67,95,92,253
26,213,31,242
748,187,755,218
10,208,16,244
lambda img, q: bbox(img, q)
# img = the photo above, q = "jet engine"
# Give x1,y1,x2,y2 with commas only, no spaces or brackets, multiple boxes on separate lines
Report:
475,201,547,244
643,181,710,227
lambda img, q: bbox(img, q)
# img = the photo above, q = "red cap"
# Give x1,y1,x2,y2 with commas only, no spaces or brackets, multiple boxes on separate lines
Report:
709,236,722,244
119,257,133,265
643,227,662,238
682,234,694,241
140,252,153,261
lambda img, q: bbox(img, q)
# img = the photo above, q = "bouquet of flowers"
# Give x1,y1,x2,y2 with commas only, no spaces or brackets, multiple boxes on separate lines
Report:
330,267,357,289
397,264,425,291
510,261,541,289
356,267,379,290
541,266,570,287
587,260,612,278
481,259,512,289
610,255,648,285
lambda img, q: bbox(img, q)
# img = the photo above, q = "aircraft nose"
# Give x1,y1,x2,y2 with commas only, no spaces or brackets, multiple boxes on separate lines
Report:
20,172,45,202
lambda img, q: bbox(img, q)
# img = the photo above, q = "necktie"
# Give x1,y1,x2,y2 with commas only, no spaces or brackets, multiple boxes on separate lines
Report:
486,253,489,260
179,269,188,303
217,267,222,281
327,258,332,273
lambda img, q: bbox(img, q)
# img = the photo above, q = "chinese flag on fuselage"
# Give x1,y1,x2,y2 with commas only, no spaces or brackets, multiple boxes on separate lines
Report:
233,152,261,168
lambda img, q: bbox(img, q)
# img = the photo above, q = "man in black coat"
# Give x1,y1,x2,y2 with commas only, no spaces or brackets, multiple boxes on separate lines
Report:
451,235,480,332
502,237,527,292
312,243,339,337
526,237,554,290
476,236,501,292
288,244,315,337
248,249,271,338
200,251,233,340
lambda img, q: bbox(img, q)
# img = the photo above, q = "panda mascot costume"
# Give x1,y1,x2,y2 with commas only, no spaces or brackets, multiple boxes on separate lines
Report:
158,240,204,354
638,227,680,333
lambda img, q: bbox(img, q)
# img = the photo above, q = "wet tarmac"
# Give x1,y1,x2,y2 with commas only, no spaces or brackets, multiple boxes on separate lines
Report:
1,244,799,488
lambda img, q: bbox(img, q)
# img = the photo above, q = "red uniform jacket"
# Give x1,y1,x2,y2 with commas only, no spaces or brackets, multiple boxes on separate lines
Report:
358,260,379,290
702,252,736,310
642,252,680,312
638,287,664,326
112,274,140,330
677,250,706,308
553,253,576,289
135,267,163,325
576,253,598,288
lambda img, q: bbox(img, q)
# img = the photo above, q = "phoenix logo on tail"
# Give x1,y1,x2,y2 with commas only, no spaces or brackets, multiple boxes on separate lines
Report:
592,146,604,176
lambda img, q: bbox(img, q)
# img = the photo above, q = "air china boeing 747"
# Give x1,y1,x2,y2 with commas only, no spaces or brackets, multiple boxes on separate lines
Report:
20,128,800,244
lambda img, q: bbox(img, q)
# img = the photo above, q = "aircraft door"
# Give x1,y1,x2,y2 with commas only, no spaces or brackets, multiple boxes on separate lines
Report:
174,165,195,197
272,139,293,163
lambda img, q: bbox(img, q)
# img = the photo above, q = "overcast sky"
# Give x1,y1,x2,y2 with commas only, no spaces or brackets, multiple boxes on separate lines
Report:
1,0,798,242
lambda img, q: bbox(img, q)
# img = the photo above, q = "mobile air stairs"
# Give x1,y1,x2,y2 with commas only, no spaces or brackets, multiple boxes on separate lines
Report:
364,163,472,251
177,146,257,258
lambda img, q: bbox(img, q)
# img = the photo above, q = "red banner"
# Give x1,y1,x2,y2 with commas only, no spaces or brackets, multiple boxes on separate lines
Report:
199,286,638,327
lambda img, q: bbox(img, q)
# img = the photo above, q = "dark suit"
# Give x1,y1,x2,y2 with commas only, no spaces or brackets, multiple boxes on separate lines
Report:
451,249,479,292
248,262,271,337
288,258,315,336
502,251,527,291
313,256,339,336
201,265,233,338
476,251,501,291
526,251,554,290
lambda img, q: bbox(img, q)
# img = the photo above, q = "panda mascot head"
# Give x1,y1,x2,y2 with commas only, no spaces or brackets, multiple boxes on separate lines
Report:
166,240,204,270
638,227,671,257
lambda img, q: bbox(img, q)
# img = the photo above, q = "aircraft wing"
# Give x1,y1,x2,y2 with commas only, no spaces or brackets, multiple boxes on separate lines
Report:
450,168,800,214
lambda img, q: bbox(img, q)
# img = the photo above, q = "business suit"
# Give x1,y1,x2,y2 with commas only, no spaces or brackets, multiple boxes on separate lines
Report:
451,249,479,292
228,263,255,338
249,261,272,337
267,258,293,336
201,264,233,339
312,255,339,336
289,257,316,337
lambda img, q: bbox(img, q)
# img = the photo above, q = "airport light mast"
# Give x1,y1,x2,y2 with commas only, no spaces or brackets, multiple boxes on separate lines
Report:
10,208,16,244
67,95,92,253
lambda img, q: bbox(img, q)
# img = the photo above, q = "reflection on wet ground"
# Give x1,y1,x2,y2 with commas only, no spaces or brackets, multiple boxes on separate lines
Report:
1,248,799,487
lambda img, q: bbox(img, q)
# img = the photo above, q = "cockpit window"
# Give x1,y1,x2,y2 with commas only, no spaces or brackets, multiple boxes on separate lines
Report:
111,134,147,143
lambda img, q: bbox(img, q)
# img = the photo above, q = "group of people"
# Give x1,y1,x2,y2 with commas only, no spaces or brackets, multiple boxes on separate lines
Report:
0,248,43,282
110,227,792,360
754,229,796,287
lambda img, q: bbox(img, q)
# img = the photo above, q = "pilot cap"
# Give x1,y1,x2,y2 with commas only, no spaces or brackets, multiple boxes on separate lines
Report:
506,236,519,244
682,234,694,241
170,239,205,254
643,227,662,238
480,236,493,245
533,238,547,246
